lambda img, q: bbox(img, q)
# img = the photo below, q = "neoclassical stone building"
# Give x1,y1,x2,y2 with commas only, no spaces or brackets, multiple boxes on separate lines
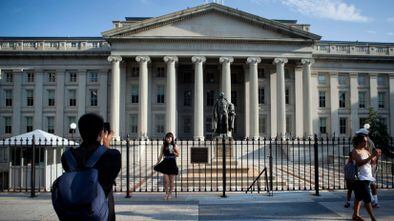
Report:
1,3,394,140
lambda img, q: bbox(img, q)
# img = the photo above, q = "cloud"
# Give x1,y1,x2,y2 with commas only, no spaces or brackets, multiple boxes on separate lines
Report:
387,17,394,23
252,0,371,22
387,32,394,36
366,30,376,34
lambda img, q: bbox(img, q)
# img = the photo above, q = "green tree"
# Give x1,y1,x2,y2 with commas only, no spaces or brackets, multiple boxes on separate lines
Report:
365,108,390,154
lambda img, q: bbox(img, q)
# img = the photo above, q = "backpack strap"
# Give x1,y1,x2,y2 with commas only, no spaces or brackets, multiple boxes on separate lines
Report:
85,145,107,168
64,149,78,171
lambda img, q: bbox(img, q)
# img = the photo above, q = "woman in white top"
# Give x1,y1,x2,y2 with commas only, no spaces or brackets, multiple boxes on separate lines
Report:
351,134,381,221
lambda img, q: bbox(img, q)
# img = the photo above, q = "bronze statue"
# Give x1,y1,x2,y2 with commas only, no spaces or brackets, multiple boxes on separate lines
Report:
213,92,236,136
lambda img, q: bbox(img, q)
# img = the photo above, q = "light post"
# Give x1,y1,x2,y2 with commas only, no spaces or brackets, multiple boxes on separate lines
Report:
70,122,77,142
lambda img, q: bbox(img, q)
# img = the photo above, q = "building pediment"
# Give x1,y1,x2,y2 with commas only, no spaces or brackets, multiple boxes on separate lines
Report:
103,3,321,41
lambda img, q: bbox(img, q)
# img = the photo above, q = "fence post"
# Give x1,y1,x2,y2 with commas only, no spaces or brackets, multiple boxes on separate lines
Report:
125,135,131,198
221,135,227,198
30,135,36,197
313,134,320,196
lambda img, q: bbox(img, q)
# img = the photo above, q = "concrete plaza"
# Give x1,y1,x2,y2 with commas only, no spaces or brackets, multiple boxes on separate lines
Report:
0,190,393,220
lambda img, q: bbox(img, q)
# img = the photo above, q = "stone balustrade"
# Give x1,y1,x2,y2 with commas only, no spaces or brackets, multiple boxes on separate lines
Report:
314,42,394,56
0,39,110,51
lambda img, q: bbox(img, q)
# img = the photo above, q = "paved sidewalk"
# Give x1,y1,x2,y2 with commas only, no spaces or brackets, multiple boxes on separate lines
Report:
0,190,393,220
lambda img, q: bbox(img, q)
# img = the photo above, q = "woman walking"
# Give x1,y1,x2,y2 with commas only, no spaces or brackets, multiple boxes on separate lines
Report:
154,132,179,200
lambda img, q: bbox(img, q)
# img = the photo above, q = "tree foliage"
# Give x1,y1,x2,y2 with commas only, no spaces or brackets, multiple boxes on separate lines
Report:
365,108,390,153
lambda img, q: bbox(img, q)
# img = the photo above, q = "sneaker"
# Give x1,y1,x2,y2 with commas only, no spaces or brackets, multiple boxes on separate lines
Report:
344,202,351,208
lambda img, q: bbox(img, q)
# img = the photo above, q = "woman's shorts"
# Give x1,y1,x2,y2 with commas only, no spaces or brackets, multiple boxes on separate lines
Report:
354,180,372,203
346,180,355,190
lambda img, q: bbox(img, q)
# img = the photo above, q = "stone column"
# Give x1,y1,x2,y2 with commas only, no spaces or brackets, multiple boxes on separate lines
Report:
219,57,233,102
247,57,261,139
164,56,178,134
389,76,394,137
108,55,122,137
77,69,87,119
34,70,43,130
12,69,22,135
136,56,150,139
98,69,108,119
192,56,206,140
330,72,339,136
350,73,359,134
270,69,277,137
55,69,65,136
273,58,288,138
369,73,378,110
244,65,250,138
301,58,314,137
294,66,303,137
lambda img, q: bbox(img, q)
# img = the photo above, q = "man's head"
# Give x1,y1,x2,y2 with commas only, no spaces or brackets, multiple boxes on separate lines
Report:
356,128,369,136
78,113,104,143
219,92,224,99
352,134,367,149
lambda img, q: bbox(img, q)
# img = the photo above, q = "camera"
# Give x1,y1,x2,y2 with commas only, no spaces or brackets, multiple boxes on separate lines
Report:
103,122,111,133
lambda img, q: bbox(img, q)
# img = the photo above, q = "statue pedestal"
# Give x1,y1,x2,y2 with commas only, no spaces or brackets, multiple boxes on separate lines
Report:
214,137,233,158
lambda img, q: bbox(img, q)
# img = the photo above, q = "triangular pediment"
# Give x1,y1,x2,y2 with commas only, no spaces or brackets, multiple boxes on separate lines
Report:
103,3,321,41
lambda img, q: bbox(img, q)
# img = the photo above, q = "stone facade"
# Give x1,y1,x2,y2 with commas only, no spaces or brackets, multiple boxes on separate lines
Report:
0,3,393,140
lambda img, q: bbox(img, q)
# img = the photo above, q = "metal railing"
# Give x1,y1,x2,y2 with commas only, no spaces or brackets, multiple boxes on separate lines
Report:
0,136,393,197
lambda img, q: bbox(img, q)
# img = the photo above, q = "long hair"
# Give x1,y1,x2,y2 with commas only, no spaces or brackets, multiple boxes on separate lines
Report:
163,132,175,147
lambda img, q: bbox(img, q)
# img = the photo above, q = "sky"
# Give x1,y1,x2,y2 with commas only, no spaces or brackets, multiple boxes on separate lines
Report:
0,0,393,42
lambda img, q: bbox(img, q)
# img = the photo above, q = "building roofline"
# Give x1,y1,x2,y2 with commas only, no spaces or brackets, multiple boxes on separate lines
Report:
320,40,394,46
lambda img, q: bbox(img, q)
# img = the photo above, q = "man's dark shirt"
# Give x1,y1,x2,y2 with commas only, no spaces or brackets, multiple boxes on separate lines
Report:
61,143,121,196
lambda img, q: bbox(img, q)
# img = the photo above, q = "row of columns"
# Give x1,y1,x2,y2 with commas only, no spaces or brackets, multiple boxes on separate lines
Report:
108,55,314,139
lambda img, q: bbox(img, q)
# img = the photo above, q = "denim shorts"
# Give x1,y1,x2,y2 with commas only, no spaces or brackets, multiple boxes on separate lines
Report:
354,180,372,203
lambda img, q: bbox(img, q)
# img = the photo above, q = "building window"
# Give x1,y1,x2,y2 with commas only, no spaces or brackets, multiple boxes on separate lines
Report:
340,117,347,134
231,72,238,84
157,85,165,104
69,72,77,82
258,68,265,79
207,90,214,106
48,73,56,83
68,116,76,133
285,69,290,79
183,116,192,133
156,67,165,77
27,72,35,83
129,114,138,134
47,116,54,133
48,90,55,106
259,115,266,135
358,74,367,86
184,90,192,106
69,89,76,106
319,117,327,134
258,87,265,104
4,117,11,134
231,91,237,106
318,74,327,85
319,91,326,108
88,71,98,82
155,114,165,134
26,116,33,132
206,72,215,83
359,91,366,108
285,88,290,105
131,67,139,77
5,89,12,106
205,117,213,133
339,91,346,108
90,90,98,106
26,89,34,106
286,115,292,136
359,118,367,129
377,75,386,86
378,92,385,108
131,85,139,104
6,72,13,83
182,71,193,83
338,75,347,85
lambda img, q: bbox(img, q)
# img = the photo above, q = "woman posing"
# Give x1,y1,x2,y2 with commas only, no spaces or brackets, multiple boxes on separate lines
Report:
154,132,179,200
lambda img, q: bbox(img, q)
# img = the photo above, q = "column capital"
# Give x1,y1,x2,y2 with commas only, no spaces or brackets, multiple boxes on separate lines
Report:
107,55,122,63
136,55,150,63
273,57,288,65
191,56,206,64
219,56,234,64
246,57,261,65
301,58,314,66
164,55,178,63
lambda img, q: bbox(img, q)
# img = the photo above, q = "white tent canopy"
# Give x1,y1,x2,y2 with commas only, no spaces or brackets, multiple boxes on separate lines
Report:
0,129,77,146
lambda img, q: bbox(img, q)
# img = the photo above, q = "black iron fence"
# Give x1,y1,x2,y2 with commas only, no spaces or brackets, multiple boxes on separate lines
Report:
0,136,393,196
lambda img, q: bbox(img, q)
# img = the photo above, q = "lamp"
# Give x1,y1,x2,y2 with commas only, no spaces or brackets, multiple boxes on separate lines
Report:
70,122,77,142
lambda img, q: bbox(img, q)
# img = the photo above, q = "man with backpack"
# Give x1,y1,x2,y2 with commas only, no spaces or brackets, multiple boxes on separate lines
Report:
52,113,121,221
